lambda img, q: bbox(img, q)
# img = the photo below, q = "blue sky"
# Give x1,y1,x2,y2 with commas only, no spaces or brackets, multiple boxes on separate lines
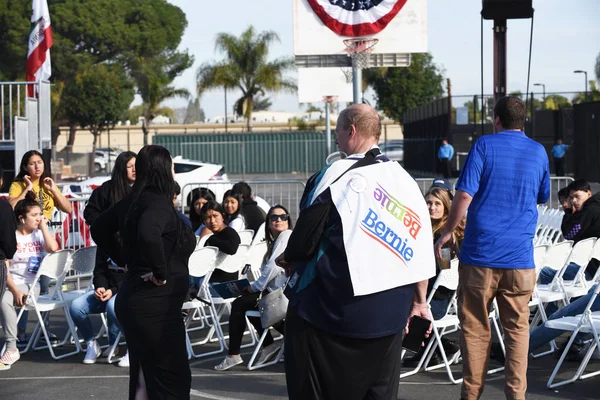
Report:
166,0,600,119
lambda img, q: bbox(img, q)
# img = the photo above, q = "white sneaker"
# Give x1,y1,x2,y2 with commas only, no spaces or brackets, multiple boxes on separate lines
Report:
214,355,243,371
0,363,10,371
83,340,101,364
256,343,281,365
118,351,130,368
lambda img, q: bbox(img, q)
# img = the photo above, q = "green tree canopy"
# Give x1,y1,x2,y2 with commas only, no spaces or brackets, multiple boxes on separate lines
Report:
183,98,206,124
544,94,572,110
572,81,600,104
62,64,134,159
196,26,296,132
364,53,445,123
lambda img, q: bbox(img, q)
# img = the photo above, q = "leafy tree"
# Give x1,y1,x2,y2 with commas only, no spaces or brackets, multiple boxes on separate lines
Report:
304,103,322,113
62,64,134,164
544,94,572,110
129,51,193,144
183,98,206,124
196,26,296,132
253,96,272,112
596,52,600,82
572,81,600,104
365,53,445,123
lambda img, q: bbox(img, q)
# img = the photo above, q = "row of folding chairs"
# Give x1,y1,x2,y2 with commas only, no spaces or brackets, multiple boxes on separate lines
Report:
184,239,280,370
535,206,564,245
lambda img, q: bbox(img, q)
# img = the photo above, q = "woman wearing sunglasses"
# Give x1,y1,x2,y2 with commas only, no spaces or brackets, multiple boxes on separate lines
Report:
214,205,293,371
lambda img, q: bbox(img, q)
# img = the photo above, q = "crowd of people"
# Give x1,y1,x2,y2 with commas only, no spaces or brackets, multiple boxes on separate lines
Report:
0,98,598,399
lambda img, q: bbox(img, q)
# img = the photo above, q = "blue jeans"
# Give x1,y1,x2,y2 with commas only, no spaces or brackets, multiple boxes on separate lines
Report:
430,298,450,321
539,263,591,285
529,284,600,352
69,290,121,345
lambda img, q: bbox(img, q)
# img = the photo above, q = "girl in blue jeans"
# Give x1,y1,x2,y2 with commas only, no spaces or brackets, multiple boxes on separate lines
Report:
70,151,137,365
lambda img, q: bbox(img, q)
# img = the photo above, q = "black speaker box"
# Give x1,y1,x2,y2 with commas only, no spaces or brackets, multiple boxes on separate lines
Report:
482,0,533,20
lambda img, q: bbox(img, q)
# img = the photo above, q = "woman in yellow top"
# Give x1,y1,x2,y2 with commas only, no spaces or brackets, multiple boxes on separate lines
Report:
9,150,72,218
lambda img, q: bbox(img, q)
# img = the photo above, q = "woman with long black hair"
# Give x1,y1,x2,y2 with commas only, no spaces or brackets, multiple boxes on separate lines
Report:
70,151,136,366
9,150,72,217
91,145,196,399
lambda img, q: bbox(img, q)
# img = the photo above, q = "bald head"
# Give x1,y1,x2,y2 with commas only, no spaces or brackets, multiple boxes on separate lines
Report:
338,104,381,140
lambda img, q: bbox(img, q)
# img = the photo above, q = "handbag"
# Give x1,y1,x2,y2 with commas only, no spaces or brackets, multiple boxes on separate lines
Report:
258,286,289,329
284,148,381,262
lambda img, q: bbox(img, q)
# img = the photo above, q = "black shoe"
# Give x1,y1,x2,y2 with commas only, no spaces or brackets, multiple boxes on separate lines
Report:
441,338,460,355
403,350,443,368
556,341,585,362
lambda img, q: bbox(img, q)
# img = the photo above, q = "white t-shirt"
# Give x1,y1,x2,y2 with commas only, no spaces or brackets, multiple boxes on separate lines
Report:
10,230,46,285
228,215,246,232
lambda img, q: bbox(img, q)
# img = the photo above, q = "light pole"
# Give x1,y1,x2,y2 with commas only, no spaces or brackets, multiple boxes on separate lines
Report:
573,70,588,102
533,83,545,110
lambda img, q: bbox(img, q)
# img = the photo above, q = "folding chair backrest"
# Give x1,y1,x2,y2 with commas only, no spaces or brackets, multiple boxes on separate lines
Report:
69,246,97,274
188,246,219,278
590,239,600,264
427,259,459,303
544,241,574,271
215,244,251,274
566,237,597,270
246,241,268,271
196,234,213,249
534,245,550,275
238,230,255,245
251,222,266,246
37,250,73,280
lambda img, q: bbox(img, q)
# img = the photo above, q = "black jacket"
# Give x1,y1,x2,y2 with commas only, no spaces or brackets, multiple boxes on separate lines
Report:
205,227,240,255
561,193,600,243
562,192,600,278
84,181,126,294
0,198,17,260
239,198,265,235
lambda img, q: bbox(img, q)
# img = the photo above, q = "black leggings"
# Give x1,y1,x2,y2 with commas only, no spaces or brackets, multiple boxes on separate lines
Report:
228,291,284,355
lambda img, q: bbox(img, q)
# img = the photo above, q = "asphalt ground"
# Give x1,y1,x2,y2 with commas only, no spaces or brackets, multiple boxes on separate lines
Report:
1,308,599,400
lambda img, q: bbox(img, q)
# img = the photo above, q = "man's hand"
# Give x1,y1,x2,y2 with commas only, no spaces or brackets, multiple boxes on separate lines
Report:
275,254,293,277
95,287,106,301
12,289,28,307
405,302,432,341
434,231,453,260
101,289,113,302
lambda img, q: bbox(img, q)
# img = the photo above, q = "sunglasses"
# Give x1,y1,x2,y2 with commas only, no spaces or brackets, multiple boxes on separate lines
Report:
269,213,290,222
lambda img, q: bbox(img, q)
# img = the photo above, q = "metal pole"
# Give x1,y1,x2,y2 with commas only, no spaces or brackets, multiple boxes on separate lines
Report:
493,19,508,104
352,67,362,104
584,71,588,102
325,100,331,155
224,87,228,133
542,85,546,109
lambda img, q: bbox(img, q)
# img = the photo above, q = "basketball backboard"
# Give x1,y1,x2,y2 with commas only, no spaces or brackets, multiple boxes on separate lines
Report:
297,68,354,103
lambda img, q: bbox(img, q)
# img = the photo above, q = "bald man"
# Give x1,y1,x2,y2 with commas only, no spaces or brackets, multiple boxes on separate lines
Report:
279,104,432,400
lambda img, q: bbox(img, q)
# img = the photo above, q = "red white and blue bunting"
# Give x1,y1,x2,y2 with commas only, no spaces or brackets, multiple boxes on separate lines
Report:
306,0,408,37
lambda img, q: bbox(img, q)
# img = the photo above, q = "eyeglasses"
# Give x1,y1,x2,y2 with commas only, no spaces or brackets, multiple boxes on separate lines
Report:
269,214,289,222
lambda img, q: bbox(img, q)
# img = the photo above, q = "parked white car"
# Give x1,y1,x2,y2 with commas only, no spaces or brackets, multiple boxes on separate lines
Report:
94,149,121,173
379,140,404,163
62,156,231,208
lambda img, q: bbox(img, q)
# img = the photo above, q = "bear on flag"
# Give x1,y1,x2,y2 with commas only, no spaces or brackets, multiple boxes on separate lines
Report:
26,0,53,97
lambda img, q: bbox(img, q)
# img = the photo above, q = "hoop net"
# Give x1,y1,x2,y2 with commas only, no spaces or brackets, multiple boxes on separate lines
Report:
343,38,379,70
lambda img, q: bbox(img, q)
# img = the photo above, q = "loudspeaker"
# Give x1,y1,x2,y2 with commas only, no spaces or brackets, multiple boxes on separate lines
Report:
482,0,533,20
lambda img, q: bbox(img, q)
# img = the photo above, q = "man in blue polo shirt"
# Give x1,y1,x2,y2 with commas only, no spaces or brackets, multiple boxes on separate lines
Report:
551,138,569,176
435,96,550,400
437,138,454,178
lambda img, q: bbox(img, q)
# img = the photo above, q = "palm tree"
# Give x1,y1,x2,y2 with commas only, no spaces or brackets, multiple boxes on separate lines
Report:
196,26,296,132
130,52,193,144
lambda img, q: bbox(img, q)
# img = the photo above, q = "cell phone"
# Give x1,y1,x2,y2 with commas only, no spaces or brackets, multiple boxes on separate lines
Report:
402,315,431,353
241,264,251,275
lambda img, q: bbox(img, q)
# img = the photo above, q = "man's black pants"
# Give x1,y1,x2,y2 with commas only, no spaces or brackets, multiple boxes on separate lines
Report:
284,306,404,400
440,158,451,178
554,158,565,176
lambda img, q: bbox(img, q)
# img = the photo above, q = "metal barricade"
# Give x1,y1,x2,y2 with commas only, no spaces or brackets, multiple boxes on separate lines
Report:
182,180,306,221
549,176,574,209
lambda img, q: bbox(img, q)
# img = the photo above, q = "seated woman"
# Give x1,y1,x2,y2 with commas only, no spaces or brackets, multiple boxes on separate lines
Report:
189,188,216,237
0,193,59,368
222,190,245,232
214,205,293,371
404,186,465,366
201,201,241,283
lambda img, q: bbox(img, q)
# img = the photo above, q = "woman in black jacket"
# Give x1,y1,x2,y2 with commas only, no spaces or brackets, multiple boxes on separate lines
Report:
70,151,136,366
202,201,241,283
92,145,196,400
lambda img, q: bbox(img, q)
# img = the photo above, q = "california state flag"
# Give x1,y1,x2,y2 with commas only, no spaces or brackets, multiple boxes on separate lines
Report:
26,0,53,97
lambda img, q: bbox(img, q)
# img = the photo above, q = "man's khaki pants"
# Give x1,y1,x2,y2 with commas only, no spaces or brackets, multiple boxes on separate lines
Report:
458,264,536,400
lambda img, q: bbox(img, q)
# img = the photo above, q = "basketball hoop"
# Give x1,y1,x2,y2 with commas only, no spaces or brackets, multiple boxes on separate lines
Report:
343,38,379,70
341,67,353,84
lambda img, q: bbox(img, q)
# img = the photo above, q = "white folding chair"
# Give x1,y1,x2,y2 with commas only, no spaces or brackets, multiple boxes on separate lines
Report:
545,283,600,388
245,309,284,371
251,223,266,246
237,230,255,246
534,245,550,278
17,250,82,359
245,242,268,282
214,244,251,278
61,246,97,303
196,233,213,249
586,240,600,286
562,238,597,300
